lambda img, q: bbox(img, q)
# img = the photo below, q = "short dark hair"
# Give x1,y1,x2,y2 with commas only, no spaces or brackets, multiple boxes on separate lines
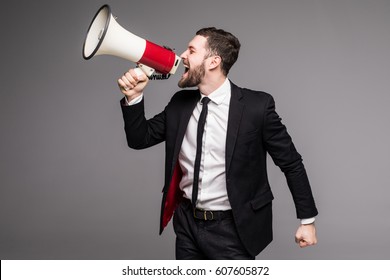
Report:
196,27,241,76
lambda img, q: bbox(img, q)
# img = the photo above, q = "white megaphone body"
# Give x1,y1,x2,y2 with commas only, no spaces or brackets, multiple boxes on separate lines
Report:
83,4,181,78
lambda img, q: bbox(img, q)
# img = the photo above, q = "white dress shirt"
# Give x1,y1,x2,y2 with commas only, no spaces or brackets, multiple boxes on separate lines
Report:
179,78,232,210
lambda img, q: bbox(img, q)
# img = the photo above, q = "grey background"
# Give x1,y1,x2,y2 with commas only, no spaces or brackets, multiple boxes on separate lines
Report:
1,0,389,260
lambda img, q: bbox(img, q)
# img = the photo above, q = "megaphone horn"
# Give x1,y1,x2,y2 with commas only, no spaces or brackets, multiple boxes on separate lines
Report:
82,4,181,77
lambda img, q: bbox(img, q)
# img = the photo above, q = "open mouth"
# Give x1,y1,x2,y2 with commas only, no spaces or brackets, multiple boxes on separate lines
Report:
182,64,189,78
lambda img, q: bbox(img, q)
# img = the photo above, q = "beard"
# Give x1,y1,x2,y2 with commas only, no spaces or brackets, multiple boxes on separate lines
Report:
178,61,206,88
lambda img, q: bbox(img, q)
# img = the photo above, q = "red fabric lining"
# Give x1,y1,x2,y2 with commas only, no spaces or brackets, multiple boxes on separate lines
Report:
162,163,183,229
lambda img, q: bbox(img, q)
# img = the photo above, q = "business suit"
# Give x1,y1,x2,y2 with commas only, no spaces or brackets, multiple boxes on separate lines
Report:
121,81,318,257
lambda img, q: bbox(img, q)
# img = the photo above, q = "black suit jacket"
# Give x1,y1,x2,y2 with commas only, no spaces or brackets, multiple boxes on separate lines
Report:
121,82,318,256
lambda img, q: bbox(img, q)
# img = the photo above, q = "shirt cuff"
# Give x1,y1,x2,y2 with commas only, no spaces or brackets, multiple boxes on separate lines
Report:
125,93,143,106
300,217,316,225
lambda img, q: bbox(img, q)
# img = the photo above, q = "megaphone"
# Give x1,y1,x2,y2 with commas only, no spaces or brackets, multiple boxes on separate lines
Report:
82,4,181,77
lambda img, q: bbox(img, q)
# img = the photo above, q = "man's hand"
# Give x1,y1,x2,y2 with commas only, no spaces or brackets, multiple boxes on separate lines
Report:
118,68,149,102
295,223,317,248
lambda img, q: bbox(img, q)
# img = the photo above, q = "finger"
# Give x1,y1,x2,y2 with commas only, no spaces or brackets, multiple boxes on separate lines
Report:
125,71,140,86
124,73,136,86
299,240,308,248
118,79,131,92
132,68,148,81
299,238,316,248
122,75,137,91
118,78,126,88
128,69,140,81
121,75,132,86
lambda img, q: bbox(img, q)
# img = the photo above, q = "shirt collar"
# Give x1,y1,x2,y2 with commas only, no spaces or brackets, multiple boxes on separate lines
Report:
200,78,231,106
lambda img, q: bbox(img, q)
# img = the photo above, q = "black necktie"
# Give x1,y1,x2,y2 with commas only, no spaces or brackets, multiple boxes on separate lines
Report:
192,97,211,207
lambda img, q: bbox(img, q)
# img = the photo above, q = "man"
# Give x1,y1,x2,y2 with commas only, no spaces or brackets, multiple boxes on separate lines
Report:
118,27,318,259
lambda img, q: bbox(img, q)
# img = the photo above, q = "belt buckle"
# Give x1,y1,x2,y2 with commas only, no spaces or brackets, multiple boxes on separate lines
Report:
204,210,214,220
194,208,214,220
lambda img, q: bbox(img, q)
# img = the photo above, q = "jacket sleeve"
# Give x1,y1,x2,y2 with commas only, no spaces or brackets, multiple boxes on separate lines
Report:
262,94,318,219
120,97,166,150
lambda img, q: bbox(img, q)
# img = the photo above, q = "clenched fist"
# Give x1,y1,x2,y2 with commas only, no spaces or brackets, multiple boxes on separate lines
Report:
118,68,149,102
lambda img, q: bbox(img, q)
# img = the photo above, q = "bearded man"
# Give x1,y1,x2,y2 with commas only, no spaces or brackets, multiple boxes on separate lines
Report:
118,27,318,259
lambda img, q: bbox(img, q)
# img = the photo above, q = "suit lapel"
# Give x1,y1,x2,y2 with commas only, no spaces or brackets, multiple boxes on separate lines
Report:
161,90,199,232
226,83,244,175
171,90,200,174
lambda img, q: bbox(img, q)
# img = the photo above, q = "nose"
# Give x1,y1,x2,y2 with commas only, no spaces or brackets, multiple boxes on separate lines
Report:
180,50,187,59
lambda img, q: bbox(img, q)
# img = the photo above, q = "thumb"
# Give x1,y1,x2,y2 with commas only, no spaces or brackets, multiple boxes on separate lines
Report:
299,239,308,248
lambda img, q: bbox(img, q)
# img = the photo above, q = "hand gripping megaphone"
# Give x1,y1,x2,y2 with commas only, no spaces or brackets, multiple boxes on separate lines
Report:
82,4,181,78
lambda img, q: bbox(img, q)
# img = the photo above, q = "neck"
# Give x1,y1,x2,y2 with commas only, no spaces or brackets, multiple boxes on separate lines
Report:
198,73,227,96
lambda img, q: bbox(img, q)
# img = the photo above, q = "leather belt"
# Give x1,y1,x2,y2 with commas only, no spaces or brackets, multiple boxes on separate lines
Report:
193,207,233,221
182,198,233,221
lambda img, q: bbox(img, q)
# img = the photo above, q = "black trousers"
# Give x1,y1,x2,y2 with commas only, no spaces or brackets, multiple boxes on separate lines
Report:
173,199,254,260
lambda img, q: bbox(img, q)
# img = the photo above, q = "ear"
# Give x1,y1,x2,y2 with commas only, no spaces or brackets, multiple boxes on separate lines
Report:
207,56,222,71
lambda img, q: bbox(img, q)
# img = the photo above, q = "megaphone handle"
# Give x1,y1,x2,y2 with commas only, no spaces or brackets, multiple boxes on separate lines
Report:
136,64,155,77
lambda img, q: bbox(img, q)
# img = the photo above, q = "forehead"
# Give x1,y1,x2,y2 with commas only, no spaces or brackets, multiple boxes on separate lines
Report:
188,35,208,51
